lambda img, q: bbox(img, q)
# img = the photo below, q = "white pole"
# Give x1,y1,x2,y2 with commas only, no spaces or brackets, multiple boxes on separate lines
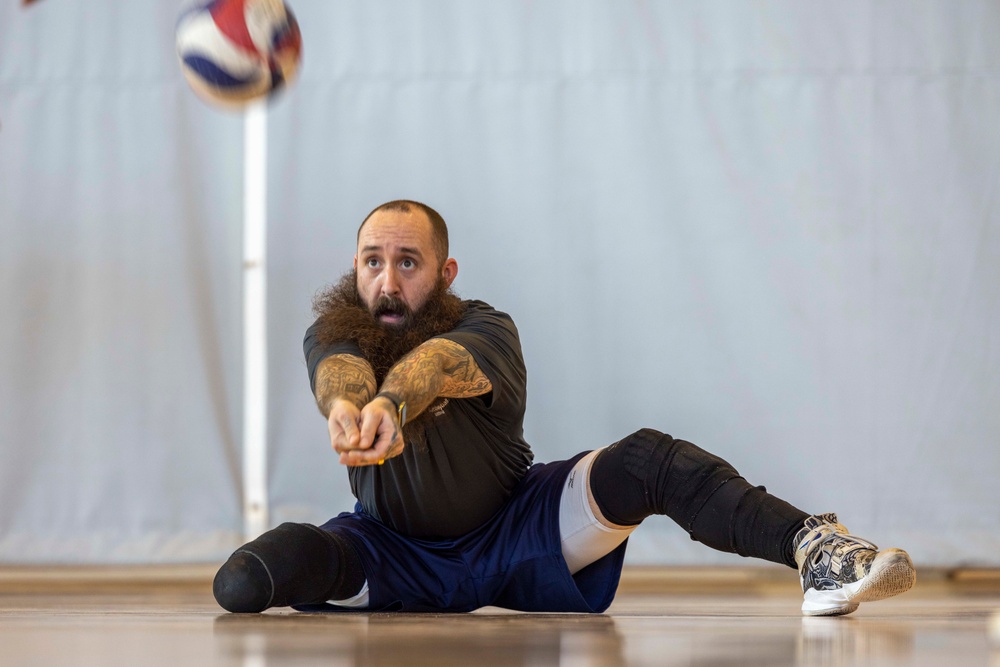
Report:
242,101,269,540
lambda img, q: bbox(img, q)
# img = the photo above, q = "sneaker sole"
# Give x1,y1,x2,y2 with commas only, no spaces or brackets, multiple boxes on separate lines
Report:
801,548,916,617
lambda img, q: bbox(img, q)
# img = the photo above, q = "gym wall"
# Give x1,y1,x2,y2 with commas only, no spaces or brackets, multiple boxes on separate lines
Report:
1,1,997,565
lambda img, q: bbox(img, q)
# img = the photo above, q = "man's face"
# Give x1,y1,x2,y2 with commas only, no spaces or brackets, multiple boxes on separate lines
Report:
354,208,457,329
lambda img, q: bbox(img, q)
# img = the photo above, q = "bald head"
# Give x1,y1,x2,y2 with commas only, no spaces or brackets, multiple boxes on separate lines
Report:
358,200,449,266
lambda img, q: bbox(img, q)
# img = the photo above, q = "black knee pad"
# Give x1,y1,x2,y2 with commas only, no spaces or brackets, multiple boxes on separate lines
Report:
590,428,742,532
213,550,273,613
213,522,364,613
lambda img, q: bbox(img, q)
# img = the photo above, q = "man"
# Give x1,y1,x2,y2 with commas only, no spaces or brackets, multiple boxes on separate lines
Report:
213,200,915,616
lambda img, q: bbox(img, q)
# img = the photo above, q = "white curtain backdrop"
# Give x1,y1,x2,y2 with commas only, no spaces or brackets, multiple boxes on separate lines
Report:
1,0,997,565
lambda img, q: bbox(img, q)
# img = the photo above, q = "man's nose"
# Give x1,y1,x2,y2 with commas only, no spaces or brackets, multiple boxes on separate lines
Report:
381,267,400,296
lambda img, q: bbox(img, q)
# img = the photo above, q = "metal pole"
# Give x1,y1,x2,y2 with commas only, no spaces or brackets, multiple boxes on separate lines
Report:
242,101,269,540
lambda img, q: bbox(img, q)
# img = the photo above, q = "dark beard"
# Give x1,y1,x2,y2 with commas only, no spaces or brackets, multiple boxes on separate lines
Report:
311,271,467,445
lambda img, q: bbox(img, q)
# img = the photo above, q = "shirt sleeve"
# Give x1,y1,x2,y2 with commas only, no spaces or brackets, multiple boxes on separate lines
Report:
434,300,527,423
302,319,363,395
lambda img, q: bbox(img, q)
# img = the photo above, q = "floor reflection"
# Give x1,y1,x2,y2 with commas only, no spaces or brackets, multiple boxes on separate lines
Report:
797,616,915,667
211,603,989,667
214,612,626,666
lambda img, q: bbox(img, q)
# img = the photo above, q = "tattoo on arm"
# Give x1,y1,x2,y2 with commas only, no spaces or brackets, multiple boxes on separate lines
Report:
379,338,492,422
314,354,376,416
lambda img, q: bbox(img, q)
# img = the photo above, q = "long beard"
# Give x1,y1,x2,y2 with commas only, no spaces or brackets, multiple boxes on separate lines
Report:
311,271,467,445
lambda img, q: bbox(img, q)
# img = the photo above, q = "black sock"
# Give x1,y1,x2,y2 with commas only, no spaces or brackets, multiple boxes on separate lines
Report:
589,429,808,568
213,522,365,613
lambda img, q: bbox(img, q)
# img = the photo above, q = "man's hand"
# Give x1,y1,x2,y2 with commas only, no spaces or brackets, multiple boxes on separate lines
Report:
331,396,405,467
327,398,364,455
320,339,489,466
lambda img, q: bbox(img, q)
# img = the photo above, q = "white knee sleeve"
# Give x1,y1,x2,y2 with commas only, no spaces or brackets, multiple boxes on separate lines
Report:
559,450,636,575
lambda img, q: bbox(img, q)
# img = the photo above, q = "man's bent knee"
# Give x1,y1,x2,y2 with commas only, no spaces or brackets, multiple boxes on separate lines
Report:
589,428,742,528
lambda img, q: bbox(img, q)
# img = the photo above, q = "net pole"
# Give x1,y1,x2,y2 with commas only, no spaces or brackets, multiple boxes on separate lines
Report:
242,101,269,540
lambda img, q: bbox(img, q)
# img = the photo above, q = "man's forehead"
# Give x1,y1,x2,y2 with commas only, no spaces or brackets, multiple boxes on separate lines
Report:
357,210,433,250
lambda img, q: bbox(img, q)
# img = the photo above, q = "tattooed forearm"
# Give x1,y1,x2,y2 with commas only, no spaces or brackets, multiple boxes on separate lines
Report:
314,354,376,416
379,338,492,421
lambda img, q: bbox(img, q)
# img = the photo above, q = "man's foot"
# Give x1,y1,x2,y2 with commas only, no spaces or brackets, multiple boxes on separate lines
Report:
794,513,916,616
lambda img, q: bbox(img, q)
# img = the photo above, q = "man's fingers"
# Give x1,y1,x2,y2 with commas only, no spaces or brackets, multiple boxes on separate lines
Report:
357,409,383,452
336,400,406,466
339,449,386,466
337,415,361,451
327,402,364,453
340,413,403,466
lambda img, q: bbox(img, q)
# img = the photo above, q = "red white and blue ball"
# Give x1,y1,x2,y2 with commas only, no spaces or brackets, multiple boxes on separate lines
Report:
176,0,302,108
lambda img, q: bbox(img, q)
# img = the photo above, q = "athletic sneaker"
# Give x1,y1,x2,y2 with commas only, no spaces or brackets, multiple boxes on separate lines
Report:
794,513,916,616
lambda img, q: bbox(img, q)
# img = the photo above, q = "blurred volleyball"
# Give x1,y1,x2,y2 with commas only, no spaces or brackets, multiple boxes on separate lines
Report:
176,0,302,109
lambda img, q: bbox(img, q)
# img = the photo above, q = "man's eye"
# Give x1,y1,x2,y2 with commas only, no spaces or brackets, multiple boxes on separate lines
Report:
366,258,380,268
401,259,415,269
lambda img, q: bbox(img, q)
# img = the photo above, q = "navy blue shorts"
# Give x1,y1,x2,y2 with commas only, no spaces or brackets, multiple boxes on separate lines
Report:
294,452,628,613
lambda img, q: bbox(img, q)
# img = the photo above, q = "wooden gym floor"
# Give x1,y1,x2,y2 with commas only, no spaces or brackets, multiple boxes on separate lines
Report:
0,566,997,666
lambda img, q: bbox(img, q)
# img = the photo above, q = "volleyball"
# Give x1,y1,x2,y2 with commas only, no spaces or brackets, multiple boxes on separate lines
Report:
176,0,302,109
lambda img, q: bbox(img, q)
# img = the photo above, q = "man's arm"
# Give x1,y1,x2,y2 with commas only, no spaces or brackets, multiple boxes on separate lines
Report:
314,354,377,455
313,353,377,416
340,338,492,467
381,337,492,418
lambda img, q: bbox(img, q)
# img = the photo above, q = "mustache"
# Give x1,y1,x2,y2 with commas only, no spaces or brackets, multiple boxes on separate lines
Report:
372,295,411,322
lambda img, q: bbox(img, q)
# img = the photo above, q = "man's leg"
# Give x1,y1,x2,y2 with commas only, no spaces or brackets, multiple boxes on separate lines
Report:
588,428,808,566
213,522,366,613
577,428,915,616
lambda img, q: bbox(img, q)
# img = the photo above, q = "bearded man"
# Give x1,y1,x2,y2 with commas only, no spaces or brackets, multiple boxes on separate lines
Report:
213,200,915,616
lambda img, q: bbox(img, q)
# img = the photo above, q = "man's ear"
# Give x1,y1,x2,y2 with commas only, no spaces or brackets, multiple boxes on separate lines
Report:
442,258,458,287
353,255,358,271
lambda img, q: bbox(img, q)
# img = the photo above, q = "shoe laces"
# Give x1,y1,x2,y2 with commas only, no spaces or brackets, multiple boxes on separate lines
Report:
795,513,879,590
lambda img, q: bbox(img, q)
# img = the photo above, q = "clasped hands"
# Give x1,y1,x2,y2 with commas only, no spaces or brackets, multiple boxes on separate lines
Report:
327,396,405,467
